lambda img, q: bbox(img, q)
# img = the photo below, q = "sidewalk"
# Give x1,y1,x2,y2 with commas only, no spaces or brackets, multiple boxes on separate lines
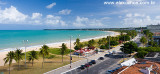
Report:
44,45,122,74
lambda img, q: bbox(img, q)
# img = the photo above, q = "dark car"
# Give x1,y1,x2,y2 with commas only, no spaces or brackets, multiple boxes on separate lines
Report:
104,54,110,57
76,67,82,72
99,57,104,60
88,62,92,66
108,70,114,73
90,60,96,64
79,65,85,70
85,63,90,67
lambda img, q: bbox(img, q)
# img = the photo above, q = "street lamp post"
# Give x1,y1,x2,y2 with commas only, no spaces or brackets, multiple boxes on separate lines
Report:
78,35,80,58
123,35,125,62
23,40,28,68
70,36,72,68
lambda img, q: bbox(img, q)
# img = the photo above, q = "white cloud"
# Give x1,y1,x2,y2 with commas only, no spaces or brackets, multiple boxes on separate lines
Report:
134,13,145,17
45,15,67,26
0,6,28,24
101,17,111,20
31,13,42,19
59,9,71,15
46,2,56,9
73,16,105,28
122,13,160,27
126,13,132,17
0,6,67,27
155,16,160,19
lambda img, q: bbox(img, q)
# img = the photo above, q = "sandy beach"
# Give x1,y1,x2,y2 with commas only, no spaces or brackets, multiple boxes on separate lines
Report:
0,31,120,66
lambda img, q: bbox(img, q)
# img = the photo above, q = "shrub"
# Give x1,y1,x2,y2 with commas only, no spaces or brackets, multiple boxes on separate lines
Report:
100,45,106,49
136,50,148,58
46,55,55,59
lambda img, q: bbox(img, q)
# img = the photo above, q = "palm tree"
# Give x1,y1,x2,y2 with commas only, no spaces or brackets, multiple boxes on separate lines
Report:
39,45,49,68
60,43,67,63
28,50,38,66
74,38,80,45
14,49,24,69
3,51,15,74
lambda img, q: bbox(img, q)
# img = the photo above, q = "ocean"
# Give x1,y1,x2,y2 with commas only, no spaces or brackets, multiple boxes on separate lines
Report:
0,30,111,51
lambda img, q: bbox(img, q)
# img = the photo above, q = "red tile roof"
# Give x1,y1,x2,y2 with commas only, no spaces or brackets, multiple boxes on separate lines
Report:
112,59,160,74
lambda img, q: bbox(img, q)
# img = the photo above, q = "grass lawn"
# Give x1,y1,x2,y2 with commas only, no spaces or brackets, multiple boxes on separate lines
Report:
48,48,74,55
0,48,83,74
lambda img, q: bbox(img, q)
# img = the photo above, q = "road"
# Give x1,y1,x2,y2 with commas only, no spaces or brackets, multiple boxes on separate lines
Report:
45,34,141,74
65,54,123,74
64,34,142,74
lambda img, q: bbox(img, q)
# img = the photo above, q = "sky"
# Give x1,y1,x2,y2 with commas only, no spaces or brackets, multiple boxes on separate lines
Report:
0,0,160,30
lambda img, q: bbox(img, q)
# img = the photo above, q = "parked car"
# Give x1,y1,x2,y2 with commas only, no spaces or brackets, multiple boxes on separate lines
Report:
79,65,85,70
98,57,104,60
76,67,82,72
88,62,93,66
104,54,110,57
112,51,116,54
85,63,90,67
90,60,96,64
108,70,114,73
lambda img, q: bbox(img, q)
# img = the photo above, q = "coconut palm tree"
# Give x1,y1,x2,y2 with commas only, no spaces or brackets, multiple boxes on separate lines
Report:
60,43,67,63
74,38,80,45
28,50,38,66
3,51,15,74
39,45,49,68
14,49,24,69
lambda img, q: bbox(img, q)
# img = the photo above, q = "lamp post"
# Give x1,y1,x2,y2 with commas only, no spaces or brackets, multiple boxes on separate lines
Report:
70,36,72,68
109,34,110,50
23,40,28,68
78,35,80,58
123,35,125,62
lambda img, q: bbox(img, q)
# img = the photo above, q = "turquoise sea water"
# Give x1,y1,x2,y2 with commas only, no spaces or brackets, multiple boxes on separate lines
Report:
0,30,111,50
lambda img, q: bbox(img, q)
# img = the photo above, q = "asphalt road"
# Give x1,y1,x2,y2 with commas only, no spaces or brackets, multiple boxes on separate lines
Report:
65,54,122,74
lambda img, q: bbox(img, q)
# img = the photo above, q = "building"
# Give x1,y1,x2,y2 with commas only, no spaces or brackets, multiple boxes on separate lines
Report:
145,52,160,62
147,24,160,33
112,59,160,74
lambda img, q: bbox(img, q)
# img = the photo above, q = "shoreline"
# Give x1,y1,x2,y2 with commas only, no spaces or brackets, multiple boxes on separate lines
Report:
0,31,120,66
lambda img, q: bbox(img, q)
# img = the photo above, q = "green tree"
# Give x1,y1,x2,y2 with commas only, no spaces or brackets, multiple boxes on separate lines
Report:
14,49,24,69
143,30,150,37
120,41,138,55
60,43,67,63
3,51,15,74
98,38,107,46
74,43,84,50
110,40,119,46
119,35,130,41
28,50,38,66
140,36,147,47
39,45,49,68
74,38,80,45
88,39,96,47
136,50,148,58
148,33,153,40
148,40,158,47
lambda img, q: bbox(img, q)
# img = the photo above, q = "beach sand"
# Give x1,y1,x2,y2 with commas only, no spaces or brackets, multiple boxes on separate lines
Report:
0,31,120,66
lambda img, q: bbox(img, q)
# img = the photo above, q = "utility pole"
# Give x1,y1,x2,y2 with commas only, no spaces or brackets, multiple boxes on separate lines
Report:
70,36,73,68
23,40,28,68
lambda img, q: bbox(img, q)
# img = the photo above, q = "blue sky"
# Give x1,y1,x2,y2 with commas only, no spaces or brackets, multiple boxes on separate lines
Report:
0,0,160,30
